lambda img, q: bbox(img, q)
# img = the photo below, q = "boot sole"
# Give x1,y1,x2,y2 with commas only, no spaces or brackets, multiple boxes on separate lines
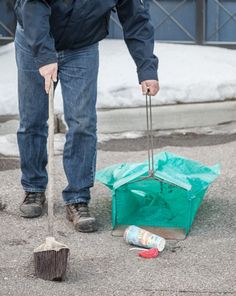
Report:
20,207,43,218
66,213,98,233
20,200,46,218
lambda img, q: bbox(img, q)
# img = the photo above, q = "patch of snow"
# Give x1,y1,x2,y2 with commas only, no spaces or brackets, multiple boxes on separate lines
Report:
1,40,236,115
0,43,18,115
97,40,236,108
0,133,65,157
98,131,145,143
0,134,19,156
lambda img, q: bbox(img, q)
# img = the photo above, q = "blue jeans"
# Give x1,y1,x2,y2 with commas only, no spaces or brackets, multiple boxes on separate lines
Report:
15,25,99,205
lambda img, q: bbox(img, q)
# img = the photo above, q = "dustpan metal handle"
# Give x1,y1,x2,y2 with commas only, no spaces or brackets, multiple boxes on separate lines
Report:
149,93,154,174
145,90,154,176
48,81,54,237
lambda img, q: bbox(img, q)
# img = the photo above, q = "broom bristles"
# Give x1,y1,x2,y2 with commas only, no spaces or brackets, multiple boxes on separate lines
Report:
34,237,69,281
34,248,69,281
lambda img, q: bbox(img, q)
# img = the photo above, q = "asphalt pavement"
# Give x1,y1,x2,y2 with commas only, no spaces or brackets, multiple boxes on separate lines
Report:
0,136,236,296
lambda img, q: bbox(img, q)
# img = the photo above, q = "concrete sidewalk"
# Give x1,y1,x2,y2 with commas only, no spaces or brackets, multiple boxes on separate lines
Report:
0,141,236,296
1,100,236,136
97,100,236,133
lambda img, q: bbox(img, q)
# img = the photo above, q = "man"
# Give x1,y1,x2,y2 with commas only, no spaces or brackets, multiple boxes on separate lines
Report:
14,0,159,232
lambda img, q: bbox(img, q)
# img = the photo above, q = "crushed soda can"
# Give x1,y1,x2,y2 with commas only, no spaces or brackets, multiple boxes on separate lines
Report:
124,225,166,252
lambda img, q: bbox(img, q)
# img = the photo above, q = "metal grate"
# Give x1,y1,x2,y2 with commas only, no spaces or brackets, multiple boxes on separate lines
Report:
150,0,196,42
108,0,236,48
206,0,236,43
109,0,196,42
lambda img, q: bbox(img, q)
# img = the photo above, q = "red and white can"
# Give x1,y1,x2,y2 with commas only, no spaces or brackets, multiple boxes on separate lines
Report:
124,225,166,252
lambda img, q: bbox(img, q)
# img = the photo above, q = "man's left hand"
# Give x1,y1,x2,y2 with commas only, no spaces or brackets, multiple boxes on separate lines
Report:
141,80,160,96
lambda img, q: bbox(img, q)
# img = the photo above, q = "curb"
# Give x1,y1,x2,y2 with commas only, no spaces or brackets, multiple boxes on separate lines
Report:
96,100,236,133
1,100,236,135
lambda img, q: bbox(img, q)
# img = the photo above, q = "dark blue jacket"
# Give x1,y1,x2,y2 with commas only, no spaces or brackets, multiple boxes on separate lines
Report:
15,0,158,83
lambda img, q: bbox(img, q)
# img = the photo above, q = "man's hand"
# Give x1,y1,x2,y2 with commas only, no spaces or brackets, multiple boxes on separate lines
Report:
141,80,160,96
39,63,58,94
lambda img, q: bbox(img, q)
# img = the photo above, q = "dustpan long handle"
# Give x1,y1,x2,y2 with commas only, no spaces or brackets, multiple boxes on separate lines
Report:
48,81,55,237
145,90,154,176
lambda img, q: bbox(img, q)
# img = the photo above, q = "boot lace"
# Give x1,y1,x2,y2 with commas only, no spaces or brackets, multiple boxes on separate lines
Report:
72,203,90,218
24,192,43,205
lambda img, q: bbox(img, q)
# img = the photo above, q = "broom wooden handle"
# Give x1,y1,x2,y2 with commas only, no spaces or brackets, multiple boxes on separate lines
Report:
48,81,55,237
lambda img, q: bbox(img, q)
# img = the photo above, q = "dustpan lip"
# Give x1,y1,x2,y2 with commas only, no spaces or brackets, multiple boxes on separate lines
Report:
97,151,220,192
112,152,193,191
113,169,192,191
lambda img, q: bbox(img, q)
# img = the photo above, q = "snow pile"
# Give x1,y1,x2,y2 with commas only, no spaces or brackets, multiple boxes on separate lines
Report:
0,133,65,157
0,40,236,115
98,40,236,108
0,134,19,156
0,43,18,115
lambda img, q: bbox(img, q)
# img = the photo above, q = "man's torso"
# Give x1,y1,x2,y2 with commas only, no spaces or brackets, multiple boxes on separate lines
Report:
15,0,118,50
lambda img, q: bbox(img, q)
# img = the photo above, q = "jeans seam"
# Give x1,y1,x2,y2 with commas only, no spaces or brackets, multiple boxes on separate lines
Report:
90,143,97,186
64,197,89,205
23,187,45,193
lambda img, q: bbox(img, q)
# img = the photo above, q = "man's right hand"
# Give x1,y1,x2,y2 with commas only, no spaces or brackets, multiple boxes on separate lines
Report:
39,63,58,94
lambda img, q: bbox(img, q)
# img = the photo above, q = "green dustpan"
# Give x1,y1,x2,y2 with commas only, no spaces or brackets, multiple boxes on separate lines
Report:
96,94,220,239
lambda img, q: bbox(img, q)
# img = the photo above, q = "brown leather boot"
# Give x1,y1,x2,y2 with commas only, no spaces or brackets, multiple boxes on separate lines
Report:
66,203,97,233
20,192,46,218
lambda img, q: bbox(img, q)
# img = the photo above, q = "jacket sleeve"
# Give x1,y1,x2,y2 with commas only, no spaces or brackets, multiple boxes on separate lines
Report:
21,0,57,68
116,0,158,83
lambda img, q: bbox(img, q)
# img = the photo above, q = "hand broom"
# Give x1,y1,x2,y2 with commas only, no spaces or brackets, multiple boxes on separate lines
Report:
33,81,70,281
